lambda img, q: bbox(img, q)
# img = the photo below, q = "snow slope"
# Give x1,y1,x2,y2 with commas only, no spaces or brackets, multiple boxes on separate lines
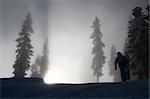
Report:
1,78,149,98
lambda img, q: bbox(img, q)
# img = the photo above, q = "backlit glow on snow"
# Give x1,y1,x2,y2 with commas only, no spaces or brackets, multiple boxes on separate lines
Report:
44,56,82,84
44,67,81,84
44,68,65,84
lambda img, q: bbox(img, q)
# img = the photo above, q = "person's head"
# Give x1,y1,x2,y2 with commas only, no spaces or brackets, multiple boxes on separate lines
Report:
117,52,122,56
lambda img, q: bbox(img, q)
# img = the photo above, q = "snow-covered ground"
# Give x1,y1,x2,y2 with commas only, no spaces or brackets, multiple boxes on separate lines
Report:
1,78,149,98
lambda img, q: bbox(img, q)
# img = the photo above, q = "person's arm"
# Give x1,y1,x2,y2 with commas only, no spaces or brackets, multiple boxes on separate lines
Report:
115,58,118,70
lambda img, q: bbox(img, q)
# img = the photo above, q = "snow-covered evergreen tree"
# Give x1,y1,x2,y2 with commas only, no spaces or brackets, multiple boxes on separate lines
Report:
108,45,120,82
31,56,41,78
13,13,34,78
31,39,49,78
39,39,49,78
125,6,149,79
90,16,105,82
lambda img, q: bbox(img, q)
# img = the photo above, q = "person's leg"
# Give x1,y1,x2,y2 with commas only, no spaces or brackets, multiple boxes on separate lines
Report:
120,71,126,81
119,65,127,81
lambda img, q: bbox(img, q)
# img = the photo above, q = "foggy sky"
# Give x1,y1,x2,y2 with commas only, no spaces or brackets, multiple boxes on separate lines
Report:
0,0,148,83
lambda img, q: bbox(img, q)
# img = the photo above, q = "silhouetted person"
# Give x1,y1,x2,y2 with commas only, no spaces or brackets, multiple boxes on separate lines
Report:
115,52,129,81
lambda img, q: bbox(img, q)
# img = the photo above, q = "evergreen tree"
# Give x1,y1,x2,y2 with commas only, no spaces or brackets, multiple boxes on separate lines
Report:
39,39,49,78
13,13,34,78
31,39,49,78
125,6,149,79
31,56,41,78
90,16,105,82
145,5,149,21
108,45,120,82
143,5,149,78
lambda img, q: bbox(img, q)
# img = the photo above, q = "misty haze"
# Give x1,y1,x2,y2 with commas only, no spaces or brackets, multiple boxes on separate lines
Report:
0,0,149,98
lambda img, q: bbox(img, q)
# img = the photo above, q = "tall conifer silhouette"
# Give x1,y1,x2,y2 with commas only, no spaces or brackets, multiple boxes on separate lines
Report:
90,17,105,82
13,13,34,78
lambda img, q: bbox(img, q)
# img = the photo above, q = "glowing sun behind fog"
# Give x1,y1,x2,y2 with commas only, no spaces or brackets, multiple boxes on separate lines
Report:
44,55,84,84
44,68,66,84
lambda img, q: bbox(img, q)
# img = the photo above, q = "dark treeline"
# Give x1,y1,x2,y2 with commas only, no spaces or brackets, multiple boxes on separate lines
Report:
124,5,149,79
